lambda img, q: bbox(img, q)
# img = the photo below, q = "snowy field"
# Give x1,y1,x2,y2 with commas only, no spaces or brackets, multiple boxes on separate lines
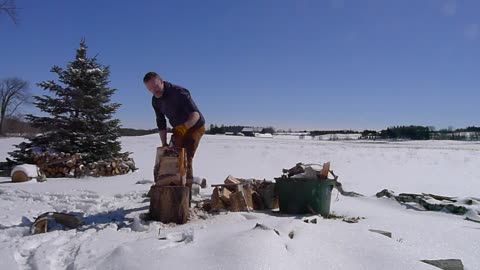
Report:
1,134,480,269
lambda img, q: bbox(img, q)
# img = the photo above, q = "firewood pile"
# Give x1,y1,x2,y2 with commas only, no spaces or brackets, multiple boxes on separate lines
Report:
31,151,137,178
281,162,331,179
86,153,137,177
203,162,338,213
205,175,279,212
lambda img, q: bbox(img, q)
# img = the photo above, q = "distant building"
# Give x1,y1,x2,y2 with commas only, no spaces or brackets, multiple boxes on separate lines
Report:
364,133,378,140
241,127,255,137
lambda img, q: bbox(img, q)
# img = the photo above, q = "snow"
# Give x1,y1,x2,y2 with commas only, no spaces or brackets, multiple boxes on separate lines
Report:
11,164,39,178
255,132,274,138
86,68,101,74
1,135,480,269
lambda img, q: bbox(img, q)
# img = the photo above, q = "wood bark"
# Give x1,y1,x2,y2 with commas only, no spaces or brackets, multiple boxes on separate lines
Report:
149,186,190,224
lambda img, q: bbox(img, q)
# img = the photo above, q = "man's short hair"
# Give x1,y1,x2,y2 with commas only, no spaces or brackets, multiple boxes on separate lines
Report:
143,72,161,83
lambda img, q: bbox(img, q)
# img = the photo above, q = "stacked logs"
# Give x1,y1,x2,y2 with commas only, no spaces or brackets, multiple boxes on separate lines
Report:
87,153,137,177
34,152,83,178
207,175,278,212
31,151,136,178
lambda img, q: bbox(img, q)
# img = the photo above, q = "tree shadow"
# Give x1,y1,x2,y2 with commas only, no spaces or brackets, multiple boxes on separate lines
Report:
1,205,151,235
0,179,12,184
401,203,427,212
80,205,150,230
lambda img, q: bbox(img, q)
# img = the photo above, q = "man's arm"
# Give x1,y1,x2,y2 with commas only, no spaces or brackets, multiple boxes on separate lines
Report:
184,111,200,129
177,89,201,129
152,98,168,146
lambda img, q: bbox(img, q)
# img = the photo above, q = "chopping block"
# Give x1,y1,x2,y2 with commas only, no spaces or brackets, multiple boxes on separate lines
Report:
149,146,190,224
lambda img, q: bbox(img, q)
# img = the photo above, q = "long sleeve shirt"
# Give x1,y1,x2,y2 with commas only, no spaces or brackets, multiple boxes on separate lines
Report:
152,81,205,130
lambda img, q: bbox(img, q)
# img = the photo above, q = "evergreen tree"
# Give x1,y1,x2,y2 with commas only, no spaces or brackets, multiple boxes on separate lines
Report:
10,39,121,163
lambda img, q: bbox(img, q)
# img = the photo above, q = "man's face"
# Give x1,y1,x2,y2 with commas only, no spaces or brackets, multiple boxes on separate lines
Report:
145,77,164,98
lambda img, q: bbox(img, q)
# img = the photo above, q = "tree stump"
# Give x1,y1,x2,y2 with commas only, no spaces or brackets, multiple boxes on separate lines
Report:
11,171,30,183
149,186,190,224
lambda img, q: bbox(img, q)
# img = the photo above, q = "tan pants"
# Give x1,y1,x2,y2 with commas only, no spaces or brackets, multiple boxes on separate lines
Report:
174,125,205,181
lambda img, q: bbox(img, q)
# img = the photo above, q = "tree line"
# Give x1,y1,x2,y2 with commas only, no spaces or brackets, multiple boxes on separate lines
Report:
206,124,275,135
119,128,159,137
360,125,480,140
310,130,360,136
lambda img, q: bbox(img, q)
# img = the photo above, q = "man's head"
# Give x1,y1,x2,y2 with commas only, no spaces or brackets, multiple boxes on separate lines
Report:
143,72,164,98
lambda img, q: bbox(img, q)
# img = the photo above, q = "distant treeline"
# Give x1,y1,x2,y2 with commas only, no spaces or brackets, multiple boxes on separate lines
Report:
374,126,430,140
360,125,480,140
309,130,360,136
2,116,479,141
119,128,159,136
456,126,480,132
207,125,245,134
206,124,275,135
205,124,480,141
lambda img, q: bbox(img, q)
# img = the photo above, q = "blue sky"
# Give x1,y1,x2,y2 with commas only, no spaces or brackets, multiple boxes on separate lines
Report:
1,0,479,131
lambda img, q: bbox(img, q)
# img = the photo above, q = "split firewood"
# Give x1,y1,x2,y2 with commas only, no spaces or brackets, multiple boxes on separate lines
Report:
282,163,305,177
29,151,135,178
210,187,225,210
212,184,242,195
252,191,265,210
225,175,241,185
153,147,186,186
256,182,278,209
229,190,249,212
220,188,232,205
242,185,254,210
209,176,280,212
319,162,330,179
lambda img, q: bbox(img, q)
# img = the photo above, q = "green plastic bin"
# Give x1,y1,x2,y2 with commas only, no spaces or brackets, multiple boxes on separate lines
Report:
275,177,336,217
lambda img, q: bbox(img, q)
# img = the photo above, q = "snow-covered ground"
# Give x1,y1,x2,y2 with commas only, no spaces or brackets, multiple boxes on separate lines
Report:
274,133,362,141
1,134,479,269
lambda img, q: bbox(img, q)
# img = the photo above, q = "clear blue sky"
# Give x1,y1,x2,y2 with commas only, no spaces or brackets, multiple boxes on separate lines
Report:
1,0,479,131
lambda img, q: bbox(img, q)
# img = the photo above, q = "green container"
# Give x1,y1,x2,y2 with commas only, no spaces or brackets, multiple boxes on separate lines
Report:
275,177,336,217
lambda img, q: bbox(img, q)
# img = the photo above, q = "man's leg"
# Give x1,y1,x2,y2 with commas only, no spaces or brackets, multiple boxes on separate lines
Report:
182,125,205,203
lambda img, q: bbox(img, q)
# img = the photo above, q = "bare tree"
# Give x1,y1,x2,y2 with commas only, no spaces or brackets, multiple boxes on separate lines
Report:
0,0,17,24
0,77,30,135
3,114,40,136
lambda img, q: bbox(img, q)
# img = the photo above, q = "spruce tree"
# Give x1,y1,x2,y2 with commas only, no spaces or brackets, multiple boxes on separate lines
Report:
10,39,121,163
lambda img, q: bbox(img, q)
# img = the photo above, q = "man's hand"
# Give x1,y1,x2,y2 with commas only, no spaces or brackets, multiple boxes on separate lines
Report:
173,124,188,144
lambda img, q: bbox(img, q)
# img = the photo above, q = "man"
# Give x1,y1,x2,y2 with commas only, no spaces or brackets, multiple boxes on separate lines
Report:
143,71,205,184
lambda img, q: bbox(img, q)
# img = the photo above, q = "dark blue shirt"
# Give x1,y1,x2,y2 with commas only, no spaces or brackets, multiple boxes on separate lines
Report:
152,81,205,130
